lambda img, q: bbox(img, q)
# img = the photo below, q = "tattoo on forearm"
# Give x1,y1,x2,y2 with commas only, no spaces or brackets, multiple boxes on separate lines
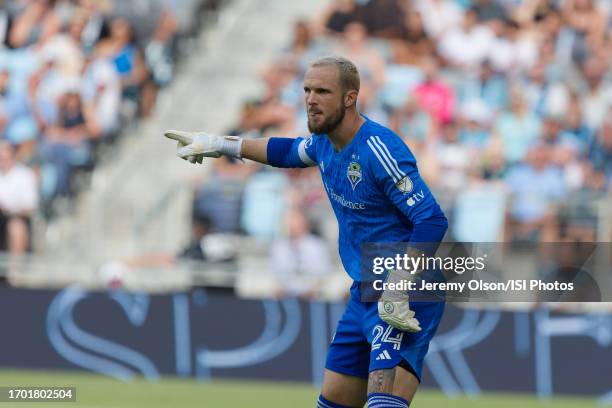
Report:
368,369,396,393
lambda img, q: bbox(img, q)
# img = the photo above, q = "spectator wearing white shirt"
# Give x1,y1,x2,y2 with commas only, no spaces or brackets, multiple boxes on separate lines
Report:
81,57,121,137
438,9,495,70
486,20,539,74
579,57,612,131
0,142,38,254
416,0,463,40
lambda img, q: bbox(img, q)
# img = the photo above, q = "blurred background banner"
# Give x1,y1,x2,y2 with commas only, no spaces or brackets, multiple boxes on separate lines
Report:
1,286,611,398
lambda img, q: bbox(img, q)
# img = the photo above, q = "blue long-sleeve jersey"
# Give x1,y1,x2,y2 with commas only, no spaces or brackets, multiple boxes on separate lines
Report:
268,116,448,282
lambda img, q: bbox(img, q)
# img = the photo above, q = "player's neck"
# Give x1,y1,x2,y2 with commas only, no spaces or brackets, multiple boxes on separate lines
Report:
328,111,365,152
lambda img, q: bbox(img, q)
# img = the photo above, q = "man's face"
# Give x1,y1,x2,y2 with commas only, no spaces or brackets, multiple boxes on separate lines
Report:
304,66,346,134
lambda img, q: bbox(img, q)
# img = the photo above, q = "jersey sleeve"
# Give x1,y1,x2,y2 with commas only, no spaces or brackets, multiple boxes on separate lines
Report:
367,133,448,243
267,136,318,168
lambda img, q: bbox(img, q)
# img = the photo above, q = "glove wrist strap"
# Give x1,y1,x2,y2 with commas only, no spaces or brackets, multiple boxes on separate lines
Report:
219,136,243,159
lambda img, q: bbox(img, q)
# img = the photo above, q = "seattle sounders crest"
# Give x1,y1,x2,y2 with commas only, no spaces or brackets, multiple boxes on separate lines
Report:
347,161,362,190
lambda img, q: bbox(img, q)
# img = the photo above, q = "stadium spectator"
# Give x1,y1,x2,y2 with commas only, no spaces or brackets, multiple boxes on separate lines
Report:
8,0,61,49
588,116,612,186
511,0,557,27
94,17,153,117
81,56,122,138
560,93,593,155
0,142,38,254
425,120,472,193
270,208,332,299
0,66,31,126
0,69,6,135
39,13,86,77
457,98,493,152
472,0,508,23
75,0,112,55
288,19,317,73
458,60,509,112
391,9,434,66
257,57,301,134
39,80,97,199
540,115,580,168
355,80,388,124
192,156,255,234
413,58,454,125
283,166,333,241
488,19,539,74
226,101,267,137
494,88,541,164
359,0,406,39
4,116,38,164
115,0,178,91
521,60,570,118
0,1,9,47
338,22,386,90
579,57,612,131
316,0,362,36
560,0,608,63
241,168,289,239
438,8,495,70
112,0,177,45
390,94,434,149
505,143,566,242
415,0,463,40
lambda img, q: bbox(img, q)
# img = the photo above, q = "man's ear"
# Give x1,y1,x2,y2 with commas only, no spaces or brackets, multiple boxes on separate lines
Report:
344,90,358,108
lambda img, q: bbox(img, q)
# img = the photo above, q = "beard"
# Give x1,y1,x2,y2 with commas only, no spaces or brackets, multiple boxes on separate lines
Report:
307,104,346,134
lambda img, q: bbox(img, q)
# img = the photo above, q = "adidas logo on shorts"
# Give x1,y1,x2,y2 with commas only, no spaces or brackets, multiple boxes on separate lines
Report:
375,350,392,360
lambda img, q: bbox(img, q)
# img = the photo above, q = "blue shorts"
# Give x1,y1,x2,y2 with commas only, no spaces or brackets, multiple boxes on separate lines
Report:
325,281,444,381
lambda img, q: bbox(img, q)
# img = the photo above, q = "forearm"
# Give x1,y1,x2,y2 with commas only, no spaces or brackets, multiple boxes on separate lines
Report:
408,216,448,246
240,137,270,164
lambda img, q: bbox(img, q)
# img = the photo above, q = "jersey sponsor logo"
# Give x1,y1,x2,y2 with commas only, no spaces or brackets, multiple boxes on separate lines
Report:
325,183,366,210
346,161,362,190
395,176,413,194
406,190,425,207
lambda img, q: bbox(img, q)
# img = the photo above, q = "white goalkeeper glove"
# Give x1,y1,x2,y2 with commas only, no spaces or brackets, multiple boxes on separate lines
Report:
164,130,243,164
378,269,421,333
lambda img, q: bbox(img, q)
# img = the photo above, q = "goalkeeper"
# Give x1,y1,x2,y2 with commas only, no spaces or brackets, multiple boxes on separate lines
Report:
165,56,447,408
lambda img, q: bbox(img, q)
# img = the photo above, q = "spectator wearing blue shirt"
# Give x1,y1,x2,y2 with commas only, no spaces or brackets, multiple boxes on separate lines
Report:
495,88,542,164
505,143,566,242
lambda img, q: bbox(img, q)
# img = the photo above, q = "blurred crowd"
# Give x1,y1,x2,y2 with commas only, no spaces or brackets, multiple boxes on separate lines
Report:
0,0,217,255
192,0,611,253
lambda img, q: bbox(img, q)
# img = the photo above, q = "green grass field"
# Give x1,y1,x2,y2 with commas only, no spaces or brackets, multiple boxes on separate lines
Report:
0,370,603,408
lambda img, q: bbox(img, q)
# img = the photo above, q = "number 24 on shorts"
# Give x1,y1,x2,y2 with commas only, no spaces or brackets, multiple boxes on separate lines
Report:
372,324,404,351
